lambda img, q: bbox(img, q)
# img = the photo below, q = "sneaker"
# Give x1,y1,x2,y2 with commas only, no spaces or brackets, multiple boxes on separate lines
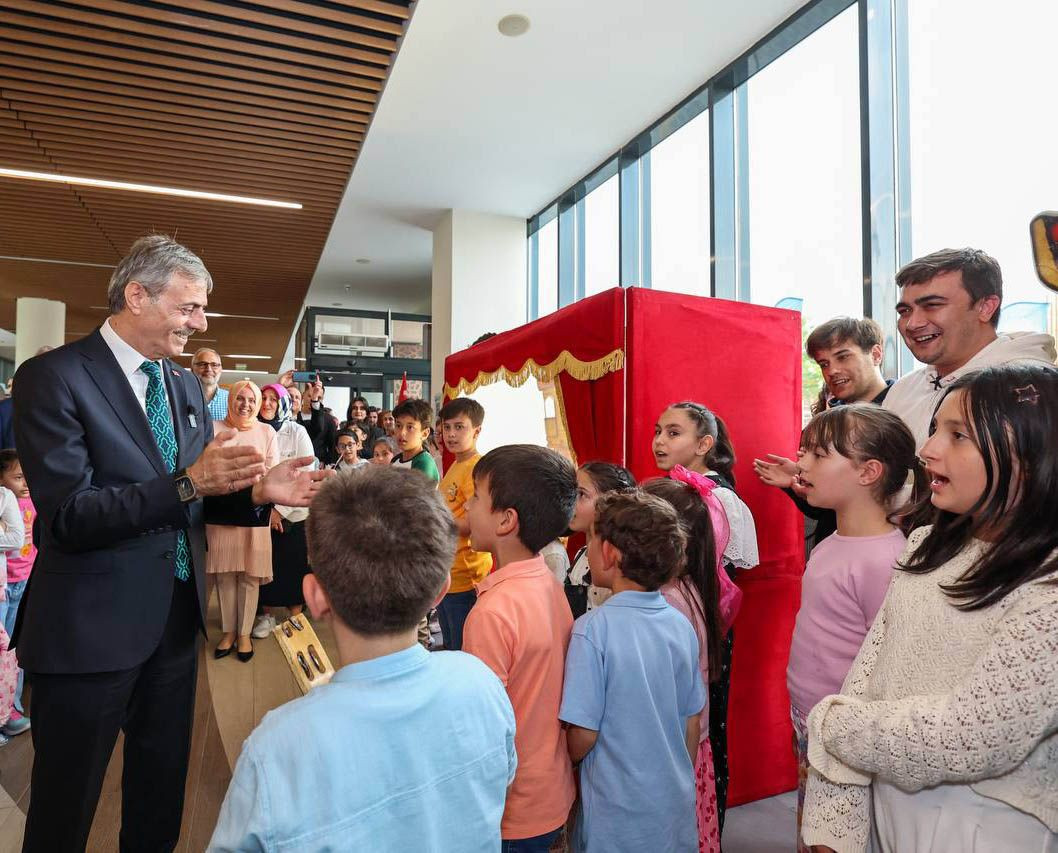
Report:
0,732,10,747
3,712,29,737
251,613,276,640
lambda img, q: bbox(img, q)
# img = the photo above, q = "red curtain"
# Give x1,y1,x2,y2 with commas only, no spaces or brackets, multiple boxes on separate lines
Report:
444,287,804,806
443,289,624,405
624,288,803,805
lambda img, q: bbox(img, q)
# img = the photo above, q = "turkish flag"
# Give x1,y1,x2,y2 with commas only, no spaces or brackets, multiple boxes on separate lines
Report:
397,371,409,403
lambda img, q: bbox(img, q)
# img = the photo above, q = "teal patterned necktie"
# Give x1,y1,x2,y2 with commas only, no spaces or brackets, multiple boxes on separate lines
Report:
140,360,191,582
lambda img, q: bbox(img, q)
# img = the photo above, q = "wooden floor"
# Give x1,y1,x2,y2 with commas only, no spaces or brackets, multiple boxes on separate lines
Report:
0,598,339,852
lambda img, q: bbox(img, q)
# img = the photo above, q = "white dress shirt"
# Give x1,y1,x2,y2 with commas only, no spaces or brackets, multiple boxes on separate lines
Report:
99,318,172,423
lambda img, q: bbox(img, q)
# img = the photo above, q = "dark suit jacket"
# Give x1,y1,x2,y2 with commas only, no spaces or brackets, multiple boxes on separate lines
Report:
12,329,256,674
297,405,337,465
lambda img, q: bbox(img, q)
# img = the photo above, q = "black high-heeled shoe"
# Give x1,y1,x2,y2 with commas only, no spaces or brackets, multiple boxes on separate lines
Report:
237,641,254,663
214,644,233,659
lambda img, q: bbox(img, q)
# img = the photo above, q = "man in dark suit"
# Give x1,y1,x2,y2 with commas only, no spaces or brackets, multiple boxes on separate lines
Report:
13,235,330,852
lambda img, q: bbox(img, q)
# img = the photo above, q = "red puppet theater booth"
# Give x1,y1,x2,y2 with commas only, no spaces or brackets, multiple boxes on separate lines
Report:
443,287,803,805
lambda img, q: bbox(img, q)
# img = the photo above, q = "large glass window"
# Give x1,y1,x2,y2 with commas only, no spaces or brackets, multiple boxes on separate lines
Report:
649,109,711,295
907,0,1058,339
537,218,558,317
744,4,862,326
583,174,620,295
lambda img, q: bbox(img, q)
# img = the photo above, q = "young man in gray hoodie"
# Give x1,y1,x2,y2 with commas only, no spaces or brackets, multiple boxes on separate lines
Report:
886,247,1057,448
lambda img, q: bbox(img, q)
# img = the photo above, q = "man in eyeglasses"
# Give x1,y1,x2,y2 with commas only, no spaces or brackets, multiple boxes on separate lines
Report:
192,347,229,421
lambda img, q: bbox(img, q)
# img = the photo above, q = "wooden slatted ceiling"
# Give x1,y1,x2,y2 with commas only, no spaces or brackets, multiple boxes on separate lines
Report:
0,0,411,372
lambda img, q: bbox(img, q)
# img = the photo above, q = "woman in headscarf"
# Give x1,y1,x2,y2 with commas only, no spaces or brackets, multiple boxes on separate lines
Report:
206,380,278,662
252,384,317,638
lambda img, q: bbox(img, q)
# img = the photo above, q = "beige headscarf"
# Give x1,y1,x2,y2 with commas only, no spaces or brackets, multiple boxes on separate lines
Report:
224,379,262,431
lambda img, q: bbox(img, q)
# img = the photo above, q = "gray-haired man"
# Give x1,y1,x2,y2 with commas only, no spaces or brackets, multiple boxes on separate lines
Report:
13,234,331,851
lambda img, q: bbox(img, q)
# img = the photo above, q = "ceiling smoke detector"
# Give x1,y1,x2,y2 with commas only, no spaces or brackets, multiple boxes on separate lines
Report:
497,14,530,37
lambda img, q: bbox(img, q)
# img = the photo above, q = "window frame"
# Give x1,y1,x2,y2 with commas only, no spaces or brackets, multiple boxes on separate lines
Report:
525,0,910,379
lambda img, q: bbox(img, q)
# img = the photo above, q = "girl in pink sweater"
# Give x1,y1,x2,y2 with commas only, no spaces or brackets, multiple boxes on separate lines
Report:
786,404,924,851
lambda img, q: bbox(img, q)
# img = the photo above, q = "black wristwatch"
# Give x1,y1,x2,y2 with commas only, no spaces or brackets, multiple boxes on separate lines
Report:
174,469,198,503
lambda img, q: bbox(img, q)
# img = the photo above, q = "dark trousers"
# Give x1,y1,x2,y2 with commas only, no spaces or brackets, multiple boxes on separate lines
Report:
23,578,200,853
709,627,735,837
436,588,477,651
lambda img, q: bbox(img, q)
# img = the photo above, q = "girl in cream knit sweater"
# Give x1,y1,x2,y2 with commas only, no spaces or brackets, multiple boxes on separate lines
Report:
802,364,1058,853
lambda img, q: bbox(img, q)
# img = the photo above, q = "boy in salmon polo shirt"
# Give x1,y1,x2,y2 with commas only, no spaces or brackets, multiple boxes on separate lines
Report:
463,444,579,851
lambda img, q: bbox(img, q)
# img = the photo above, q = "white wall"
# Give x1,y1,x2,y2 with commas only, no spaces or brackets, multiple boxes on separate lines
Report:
430,210,527,406
15,298,65,368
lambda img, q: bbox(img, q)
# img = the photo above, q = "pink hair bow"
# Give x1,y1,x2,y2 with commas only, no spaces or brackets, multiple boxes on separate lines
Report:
670,465,742,631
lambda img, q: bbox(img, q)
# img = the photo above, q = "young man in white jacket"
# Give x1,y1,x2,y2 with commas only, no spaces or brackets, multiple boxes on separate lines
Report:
885,247,1057,448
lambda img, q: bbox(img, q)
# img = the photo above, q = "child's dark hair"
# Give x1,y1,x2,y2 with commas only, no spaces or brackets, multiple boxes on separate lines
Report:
900,364,1058,609
392,398,433,430
307,467,457,634
336,428,361,446
579,461,637,494
0,449,18,475
372,436,397,454
594,491,686,591
670,401,737,487
438,397,485,428
473,445,577,553
799,404,926,516
641,479,723,678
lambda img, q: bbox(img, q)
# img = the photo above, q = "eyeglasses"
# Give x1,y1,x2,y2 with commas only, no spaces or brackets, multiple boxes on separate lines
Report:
337,442,358,450
193,361,222,371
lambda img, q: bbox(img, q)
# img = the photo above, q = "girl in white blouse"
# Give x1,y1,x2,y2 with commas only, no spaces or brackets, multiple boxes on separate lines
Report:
803,364,1058,853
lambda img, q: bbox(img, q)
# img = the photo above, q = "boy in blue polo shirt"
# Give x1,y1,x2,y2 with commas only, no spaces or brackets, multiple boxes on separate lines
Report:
560,490,705,853
209,467,516,852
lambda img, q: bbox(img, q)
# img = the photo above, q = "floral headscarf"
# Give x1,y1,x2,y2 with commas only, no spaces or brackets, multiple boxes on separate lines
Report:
225,379,262,431
258,383,292,432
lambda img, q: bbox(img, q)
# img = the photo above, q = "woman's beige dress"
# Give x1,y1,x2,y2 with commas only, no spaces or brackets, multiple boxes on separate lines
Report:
206,420,279,582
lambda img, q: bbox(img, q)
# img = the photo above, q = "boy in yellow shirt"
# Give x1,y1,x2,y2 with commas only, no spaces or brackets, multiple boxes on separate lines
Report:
436,398,492,650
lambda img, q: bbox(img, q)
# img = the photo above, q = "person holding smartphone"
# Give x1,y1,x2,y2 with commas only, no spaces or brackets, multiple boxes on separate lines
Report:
280,370,337,465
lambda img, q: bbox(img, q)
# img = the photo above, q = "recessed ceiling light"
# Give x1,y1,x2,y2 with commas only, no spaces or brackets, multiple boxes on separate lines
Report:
224,354,271,359
0,167,302,209
498,14,530,37
90,305,278,321
204,312,280,321
355,258,371,265
0,254,116,269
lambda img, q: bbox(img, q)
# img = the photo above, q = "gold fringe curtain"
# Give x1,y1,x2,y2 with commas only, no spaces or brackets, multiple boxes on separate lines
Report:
442,347,625,400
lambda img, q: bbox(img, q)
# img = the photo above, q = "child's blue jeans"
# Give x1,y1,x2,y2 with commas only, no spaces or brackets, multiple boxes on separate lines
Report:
436,589,477,651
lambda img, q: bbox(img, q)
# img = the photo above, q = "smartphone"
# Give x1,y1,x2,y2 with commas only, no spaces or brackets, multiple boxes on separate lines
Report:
292,371,319,383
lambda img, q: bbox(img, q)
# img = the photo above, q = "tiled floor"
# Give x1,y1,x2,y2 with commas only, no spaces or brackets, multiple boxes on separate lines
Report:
724,789,799,852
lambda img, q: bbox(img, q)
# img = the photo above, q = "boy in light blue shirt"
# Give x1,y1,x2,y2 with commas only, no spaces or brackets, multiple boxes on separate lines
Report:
209,467,517,853
560,491,705,853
